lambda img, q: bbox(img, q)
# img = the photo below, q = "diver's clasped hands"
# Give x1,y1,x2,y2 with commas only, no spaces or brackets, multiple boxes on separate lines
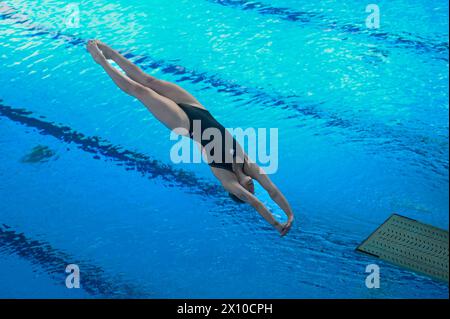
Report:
275,216,294,237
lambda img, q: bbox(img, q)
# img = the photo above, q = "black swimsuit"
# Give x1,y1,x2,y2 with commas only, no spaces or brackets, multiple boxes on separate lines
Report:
178,103,237,172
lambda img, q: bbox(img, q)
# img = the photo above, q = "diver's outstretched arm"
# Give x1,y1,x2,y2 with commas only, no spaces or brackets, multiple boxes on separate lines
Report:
244,161,294,231
223,180,290,236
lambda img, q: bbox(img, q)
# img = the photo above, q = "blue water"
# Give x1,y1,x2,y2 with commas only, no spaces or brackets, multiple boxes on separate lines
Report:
0,0,448,298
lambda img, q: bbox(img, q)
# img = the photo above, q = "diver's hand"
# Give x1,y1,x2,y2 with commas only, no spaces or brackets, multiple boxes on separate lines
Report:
277,218,293,237
87,40,106,64
285,219,293,235
287,215,294,228
274,221,290,237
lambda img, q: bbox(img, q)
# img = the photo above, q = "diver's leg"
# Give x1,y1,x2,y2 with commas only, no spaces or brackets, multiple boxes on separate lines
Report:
88,41,189,133
97,41,204,108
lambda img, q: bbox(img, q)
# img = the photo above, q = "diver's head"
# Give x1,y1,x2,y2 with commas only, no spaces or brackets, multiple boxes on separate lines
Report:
233,157,255,195
238,174,254,194
228,174,254,204
227,156,254,203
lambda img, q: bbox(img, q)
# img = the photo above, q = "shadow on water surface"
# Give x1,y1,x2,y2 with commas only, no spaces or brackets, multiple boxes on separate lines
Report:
20,145,57,163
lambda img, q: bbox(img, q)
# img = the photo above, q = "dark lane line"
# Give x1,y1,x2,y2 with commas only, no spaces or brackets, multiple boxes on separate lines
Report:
0,4,447,178
0,4,365,134
207,0,449,60
0,224,149,298
0,101,223,198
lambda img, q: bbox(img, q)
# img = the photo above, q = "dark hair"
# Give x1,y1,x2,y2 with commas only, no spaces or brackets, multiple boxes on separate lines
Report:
229,192,245,204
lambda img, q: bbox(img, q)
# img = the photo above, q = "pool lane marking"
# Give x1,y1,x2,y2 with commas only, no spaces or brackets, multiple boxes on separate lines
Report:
0,223,150,297
0,3,371,132
207,0,449,60
0,4,448,177
0,4,432,136
2,103,448,294
0,101,224,198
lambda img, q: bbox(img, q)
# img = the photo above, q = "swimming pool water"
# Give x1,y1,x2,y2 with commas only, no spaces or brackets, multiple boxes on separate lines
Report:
0,0,448,298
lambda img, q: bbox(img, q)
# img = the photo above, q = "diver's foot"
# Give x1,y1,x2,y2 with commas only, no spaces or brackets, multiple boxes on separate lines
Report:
96,40,114,59
87,40,106,64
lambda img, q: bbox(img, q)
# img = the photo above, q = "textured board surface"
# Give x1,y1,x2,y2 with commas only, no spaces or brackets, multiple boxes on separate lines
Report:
357,214,449,282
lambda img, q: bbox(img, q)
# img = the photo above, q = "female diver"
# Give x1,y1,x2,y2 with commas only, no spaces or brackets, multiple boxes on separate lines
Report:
87,40,294,236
